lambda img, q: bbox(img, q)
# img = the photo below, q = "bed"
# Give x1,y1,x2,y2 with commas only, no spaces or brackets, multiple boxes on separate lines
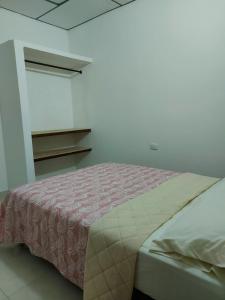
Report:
135,245,225,300
0,163,224,300
135,201,225,300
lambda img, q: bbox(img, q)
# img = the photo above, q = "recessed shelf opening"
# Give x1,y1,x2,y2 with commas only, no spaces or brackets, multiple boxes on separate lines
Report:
34,146,92,162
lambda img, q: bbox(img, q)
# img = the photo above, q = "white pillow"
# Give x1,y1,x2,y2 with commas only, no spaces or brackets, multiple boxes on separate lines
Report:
150,178,225,268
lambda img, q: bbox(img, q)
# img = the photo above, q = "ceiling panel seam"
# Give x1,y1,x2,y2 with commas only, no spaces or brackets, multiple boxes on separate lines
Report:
110,0,122,6
36,0,70,19
0,7,68,30
68,0,136,30
44,0,61,6
68,6,120,30
0,0,137,31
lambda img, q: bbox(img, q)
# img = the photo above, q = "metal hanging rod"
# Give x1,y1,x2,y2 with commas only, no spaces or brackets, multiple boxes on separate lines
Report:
25,60,82,74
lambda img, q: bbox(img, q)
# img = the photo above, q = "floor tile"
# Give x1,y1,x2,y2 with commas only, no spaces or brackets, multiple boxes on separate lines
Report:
9,267,82,300
0,245,53,296
0,244,82,300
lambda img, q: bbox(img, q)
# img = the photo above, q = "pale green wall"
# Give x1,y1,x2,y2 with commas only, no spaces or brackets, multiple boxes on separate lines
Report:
69,0,225,177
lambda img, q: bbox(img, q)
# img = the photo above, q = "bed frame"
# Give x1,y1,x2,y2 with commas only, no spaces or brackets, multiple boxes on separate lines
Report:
132,289,154,300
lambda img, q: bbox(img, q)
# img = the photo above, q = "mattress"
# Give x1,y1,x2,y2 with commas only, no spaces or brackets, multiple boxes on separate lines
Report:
135,198,225,300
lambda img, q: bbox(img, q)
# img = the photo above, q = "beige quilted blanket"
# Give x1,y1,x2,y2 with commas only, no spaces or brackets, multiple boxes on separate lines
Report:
84,173,219,300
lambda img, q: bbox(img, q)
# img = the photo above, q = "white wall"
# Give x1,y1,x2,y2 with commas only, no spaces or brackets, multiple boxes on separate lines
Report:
26,71,74,131
0,8,69,191
69,0,225,178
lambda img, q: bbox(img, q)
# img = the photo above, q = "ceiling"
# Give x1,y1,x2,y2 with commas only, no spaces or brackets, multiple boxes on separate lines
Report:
0,0,136,30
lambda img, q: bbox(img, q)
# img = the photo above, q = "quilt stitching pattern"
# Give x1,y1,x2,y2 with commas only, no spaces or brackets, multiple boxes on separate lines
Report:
84,173,219,300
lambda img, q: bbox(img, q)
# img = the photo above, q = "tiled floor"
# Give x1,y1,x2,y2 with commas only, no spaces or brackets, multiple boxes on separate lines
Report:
0,244,83,300
0,244,151,300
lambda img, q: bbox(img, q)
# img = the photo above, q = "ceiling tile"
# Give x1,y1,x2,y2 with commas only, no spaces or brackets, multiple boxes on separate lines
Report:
114,0,134,4
46,0,65,4
0,0,56,18
40,0,119,29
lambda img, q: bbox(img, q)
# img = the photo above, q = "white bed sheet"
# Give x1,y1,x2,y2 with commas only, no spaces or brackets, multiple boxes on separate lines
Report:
135,197,225,300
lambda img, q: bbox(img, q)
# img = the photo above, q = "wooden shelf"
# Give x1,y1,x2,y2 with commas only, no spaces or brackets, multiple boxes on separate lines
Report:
34,146,92,162
32,128,91,138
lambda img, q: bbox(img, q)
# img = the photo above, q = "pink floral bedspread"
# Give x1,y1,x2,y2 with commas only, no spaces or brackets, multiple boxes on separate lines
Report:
0,163,177,288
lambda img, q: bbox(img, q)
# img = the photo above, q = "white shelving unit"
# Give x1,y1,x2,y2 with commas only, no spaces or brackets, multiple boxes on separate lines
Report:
23,41,92,77
0,40,92,189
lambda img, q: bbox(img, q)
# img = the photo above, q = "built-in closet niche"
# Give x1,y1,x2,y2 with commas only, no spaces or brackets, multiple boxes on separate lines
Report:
0,40,93,189
24,45,93,179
